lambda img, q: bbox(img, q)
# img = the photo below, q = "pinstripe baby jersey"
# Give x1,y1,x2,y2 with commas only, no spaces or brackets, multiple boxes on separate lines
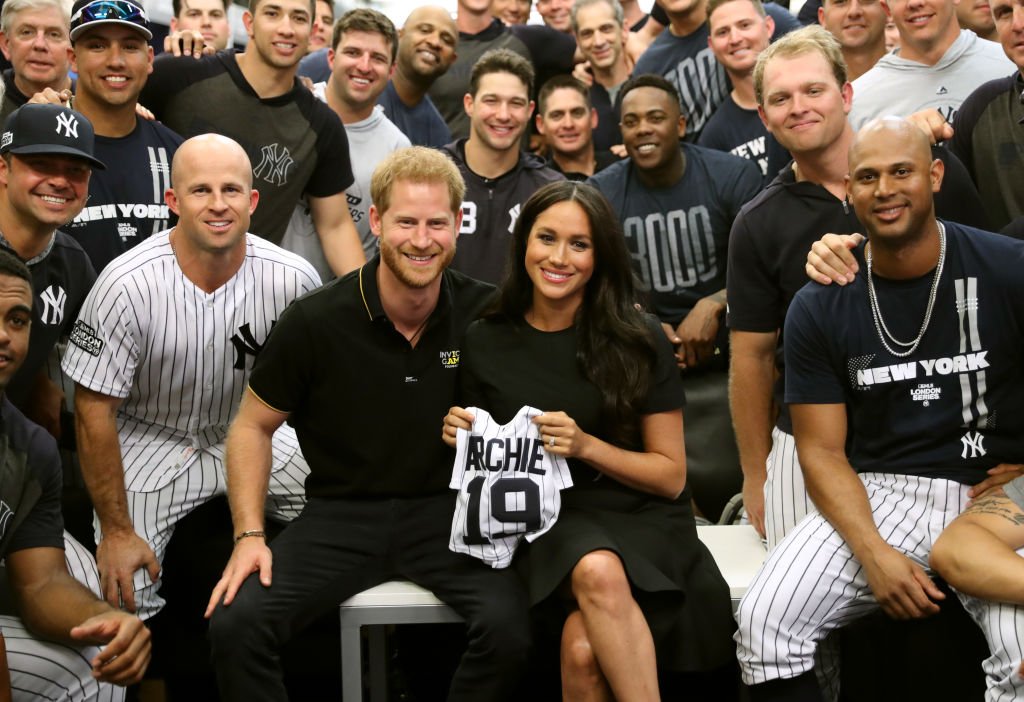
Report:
61,231,320,492
449,406,572,568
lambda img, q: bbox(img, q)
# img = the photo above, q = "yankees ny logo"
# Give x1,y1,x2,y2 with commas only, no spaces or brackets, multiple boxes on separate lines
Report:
55,112,78,138
253,143,294,186
961,431,986,459
230,322,270,370
39,285,66,325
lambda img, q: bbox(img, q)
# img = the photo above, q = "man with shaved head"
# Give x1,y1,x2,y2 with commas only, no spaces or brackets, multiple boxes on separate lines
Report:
734,117,1024,701
62,133,321,621
377,6,459,147
300,5,458,147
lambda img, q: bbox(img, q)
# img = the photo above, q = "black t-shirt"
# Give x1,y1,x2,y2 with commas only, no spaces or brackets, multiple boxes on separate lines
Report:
141,50,353,244
697,94,790,186
459,314,682,495
444,140,564,285
950,73,1024,233
66,117,184,272
785,222,1024,483
2,232,96,408
546,150,620,181
589,143,762,326
248,257,495,498
727,146,992,432
590,82,624,152
0,397,63,558
428,20,575,140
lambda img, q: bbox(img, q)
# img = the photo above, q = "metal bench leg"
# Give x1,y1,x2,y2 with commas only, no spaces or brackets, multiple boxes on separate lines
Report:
341,623,363,702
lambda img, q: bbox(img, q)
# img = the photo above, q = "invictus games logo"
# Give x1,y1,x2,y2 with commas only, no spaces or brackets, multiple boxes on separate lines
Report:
55,112,79,138
253,143,294,186
0,132,11,149
440,349,460,369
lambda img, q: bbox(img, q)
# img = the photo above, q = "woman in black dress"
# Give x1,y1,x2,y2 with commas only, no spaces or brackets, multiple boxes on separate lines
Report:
443,181,734,700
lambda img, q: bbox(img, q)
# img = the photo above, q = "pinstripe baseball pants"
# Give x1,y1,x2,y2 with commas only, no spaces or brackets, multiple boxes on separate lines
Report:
737,473,1024,701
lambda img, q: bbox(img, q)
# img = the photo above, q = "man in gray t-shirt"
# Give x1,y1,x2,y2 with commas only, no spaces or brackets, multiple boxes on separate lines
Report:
848,0,1013,129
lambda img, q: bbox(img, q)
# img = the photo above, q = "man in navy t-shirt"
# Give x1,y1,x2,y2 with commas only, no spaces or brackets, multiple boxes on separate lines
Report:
736,116,1024,702
589,74,760,519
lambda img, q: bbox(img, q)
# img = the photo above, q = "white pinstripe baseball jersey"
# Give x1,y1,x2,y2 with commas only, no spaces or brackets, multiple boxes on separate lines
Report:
449,406,572,569
61,231,321,492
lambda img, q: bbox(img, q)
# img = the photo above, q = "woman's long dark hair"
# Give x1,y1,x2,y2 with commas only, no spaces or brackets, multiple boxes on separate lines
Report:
491,181,658,445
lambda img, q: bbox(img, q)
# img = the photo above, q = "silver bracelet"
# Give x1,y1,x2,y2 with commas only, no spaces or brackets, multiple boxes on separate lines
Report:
234,529,266,544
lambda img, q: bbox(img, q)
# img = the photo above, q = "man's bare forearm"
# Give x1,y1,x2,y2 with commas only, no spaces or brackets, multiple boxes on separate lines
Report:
74,387,133,534
224,392,281,535
9,552,114,644
729,334,776,483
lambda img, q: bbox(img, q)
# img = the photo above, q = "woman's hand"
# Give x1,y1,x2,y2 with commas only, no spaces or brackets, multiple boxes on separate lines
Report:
534,411,592,459
442,406,475,447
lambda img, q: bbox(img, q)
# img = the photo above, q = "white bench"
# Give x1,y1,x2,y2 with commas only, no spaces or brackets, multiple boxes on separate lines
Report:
339,524,766,702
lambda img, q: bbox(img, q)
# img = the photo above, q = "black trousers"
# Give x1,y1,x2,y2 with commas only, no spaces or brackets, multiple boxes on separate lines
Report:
209,494,531,701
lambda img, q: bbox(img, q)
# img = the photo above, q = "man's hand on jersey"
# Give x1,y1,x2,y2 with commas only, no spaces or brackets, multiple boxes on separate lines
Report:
742,476,766,538
205,538,273,618
96,530,160,612
134,103,155,121
906,108,954,144
71,610,151,685
534,411,590,459
805,233,865,286
571,61,595,87
862,544,944,619
968,463,1024,501
675,296,725,369
28,87,71,106
163,29,213,58
442,406,475,448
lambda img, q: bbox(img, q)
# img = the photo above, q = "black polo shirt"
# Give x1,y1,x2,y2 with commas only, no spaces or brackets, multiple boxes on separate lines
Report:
248,256,495,499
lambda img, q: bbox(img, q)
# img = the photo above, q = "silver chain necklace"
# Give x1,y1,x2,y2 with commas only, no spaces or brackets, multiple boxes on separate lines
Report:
866,221,946,358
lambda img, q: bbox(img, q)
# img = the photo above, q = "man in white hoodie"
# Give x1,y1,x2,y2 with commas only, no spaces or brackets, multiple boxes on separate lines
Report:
282,8,410,279
848,0,1013,128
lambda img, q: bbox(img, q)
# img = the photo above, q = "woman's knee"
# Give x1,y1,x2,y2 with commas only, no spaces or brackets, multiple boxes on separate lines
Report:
571,550,632,609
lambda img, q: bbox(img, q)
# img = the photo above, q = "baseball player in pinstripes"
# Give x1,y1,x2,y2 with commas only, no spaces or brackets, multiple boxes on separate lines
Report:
61,134,320,620
0,250,149,701
449,405,572,568
735,118,1024,701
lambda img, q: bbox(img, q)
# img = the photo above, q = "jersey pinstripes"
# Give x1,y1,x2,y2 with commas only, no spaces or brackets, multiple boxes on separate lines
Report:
60,231,318,620
62,231,320,491
449,406,572,568
737,473,1024,700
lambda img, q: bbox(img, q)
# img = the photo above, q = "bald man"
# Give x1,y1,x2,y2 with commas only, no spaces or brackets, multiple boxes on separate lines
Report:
301,5,458,147
62,134,322,620
734,118,1024,701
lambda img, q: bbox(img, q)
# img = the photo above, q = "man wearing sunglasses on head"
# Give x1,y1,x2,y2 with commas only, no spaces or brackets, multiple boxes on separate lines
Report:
29,0,185,274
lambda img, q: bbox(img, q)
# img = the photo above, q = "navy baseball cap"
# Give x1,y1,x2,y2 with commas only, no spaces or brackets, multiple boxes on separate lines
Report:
1,104,107,170
70,0,152,41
